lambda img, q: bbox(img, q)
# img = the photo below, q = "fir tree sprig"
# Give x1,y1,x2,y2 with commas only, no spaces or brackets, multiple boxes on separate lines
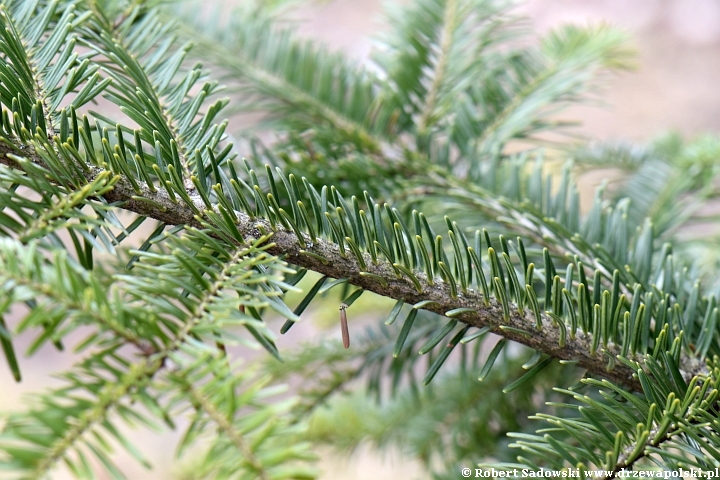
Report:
0,0,717,475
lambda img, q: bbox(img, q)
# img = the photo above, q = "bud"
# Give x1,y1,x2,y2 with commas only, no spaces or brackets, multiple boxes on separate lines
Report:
339,303,350,349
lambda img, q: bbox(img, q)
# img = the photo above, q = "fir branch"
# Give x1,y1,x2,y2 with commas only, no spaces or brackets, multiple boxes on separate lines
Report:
17,170,117,241
0,4,55,136
18,235,276,477
417,167,617,282
0,255,145,349
31,356,160,478
2,141,706,392
81,6,227,185
180,378,271,480
608,422,668,479
467,24,633,162
177,5,386,153
163,350,318,479
493,356,720,472
605,378,717,477
416,0,458,136
1,0,717,475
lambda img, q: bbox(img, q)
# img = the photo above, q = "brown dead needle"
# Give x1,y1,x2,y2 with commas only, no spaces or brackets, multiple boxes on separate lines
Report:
339,302,350,349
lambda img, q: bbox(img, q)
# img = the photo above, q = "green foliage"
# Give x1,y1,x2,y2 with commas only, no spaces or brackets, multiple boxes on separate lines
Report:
276,331,573,479
0,0,718,478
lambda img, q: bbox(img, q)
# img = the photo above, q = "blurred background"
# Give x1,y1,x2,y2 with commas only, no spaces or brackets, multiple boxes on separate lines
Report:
4,0,720,478
294,0,720,141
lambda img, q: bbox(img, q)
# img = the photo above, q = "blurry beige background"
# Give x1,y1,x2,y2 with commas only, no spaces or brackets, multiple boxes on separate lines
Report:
3,0,720,478
294,0,720,141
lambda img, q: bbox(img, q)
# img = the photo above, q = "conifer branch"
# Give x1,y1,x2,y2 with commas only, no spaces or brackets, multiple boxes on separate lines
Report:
607,386,711,478
418,170,619,284
95,40,194,180
1,0,717,474
181,379,271,480
181,17,385,152
0,6,56,136
416,0,458,135
3,193,286,476
3,141,708,393
0,266,146,348
32,357,159,477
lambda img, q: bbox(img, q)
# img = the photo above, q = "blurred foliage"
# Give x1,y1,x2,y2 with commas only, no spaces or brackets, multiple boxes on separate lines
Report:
295,345,576,478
